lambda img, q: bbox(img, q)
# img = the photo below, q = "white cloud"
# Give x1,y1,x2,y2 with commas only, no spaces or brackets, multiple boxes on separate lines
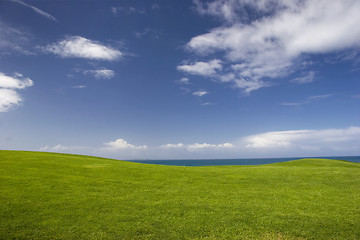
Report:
10,0,57,21
160,143,185,149
0,89,22,112
160,142,233,151
243,127,360,150
182,0,360,93
188,143,217,150
187,142,233,151
193,90,209,96
0,72,34,112
0,72,33,89
103,138,147,150
290,71,316,84
218,143,234,148
44,36,122,61
156,127,359,157
177,59,222,76
84,69,115,79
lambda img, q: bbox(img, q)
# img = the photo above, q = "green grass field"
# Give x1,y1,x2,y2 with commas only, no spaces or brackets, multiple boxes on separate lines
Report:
0,150,359,239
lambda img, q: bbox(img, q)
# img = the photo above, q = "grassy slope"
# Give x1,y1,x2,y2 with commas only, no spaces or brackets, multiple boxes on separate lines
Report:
0,151,359,239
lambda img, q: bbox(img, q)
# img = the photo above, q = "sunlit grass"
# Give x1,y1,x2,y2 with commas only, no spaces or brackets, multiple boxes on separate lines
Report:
0,150,359,239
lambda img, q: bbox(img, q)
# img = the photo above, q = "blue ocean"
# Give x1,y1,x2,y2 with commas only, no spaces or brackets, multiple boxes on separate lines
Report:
128,156,360,166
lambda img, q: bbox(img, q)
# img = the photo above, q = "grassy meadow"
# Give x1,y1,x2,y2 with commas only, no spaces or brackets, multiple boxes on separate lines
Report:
0,150,359,239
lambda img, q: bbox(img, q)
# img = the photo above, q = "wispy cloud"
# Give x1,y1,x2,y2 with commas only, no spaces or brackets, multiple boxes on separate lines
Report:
43,36,122,61
111,6,145,15
72,85,86,89
135,28,161,39
0,72,34,112
84,69,115,79
0,21,34,55
180,0,360,94
39,144,90,153
180,87,191,94
193,90,209,96
10,0,57,21
152,4,160,10
201,102,215,106
281,94,333,107
40,144,70,151
290,71,316,84
243,127,360,151
176,77,191,84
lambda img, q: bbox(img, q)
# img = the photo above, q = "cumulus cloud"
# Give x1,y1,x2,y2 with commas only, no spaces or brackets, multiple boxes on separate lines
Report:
0,72,34,112
44,36,122,61
84,69,115,79
180,0,360,93
193,90,209,96
103,138,147,150
0,89,22,112
10,0,57,21
177,59,222,76
0,72,33,89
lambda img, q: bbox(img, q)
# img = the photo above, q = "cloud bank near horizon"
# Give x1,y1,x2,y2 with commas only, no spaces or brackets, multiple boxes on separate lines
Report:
39,126,360,159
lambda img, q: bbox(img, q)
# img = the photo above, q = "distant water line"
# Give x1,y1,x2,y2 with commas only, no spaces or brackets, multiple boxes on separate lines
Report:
128,156,360,166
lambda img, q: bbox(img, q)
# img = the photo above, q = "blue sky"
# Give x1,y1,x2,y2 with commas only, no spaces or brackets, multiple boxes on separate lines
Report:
0,0,359,159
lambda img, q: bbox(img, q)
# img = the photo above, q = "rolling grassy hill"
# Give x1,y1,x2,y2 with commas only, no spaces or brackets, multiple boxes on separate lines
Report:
0,150,359,239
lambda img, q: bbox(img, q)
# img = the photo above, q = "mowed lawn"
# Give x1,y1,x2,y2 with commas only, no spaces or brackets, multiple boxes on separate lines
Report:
0,151,359,239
